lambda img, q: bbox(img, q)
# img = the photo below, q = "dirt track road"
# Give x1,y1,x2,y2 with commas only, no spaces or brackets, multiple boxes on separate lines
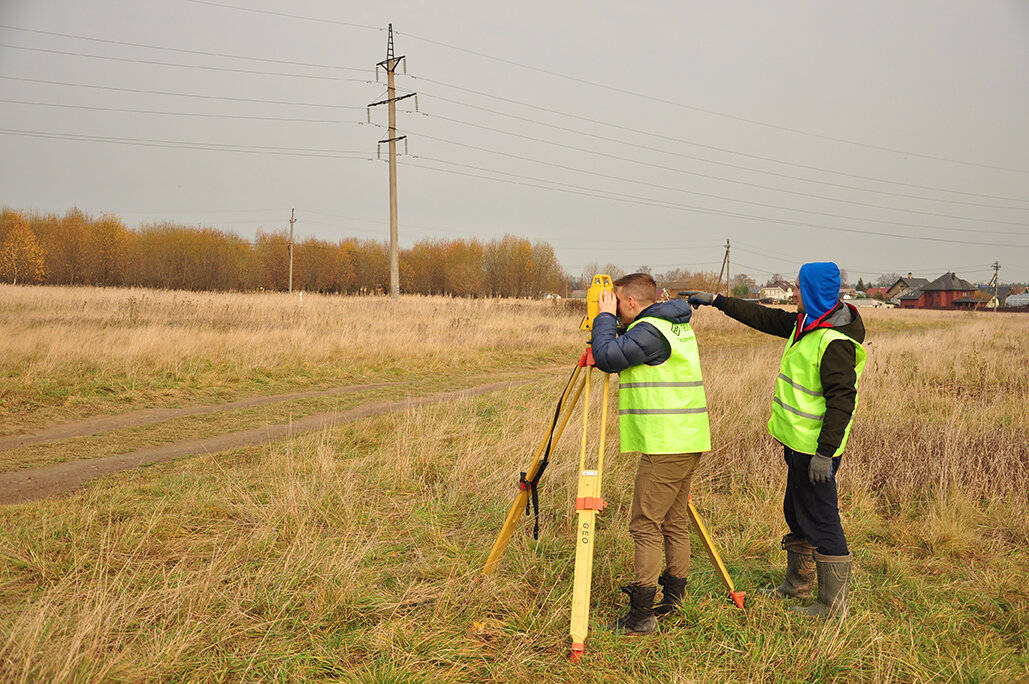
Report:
0,382,399,452
0,379,531,506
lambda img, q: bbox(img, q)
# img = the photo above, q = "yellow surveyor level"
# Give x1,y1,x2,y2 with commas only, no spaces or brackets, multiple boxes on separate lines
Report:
482,274,744,663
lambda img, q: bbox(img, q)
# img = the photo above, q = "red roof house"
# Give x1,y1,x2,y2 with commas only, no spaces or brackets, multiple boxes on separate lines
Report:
898,272,977,310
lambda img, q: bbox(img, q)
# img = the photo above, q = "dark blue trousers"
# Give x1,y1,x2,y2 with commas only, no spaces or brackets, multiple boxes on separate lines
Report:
782,446,849,556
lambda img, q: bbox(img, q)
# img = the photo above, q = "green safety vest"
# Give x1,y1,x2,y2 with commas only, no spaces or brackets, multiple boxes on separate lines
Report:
767,327,866,456
618,316,711,454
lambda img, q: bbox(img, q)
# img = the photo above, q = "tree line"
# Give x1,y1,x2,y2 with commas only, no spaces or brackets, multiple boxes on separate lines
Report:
0,208,568,297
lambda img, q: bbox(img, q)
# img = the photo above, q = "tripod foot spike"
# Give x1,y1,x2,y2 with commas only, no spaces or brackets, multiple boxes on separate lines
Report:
731,591,746,609
570,643,585,664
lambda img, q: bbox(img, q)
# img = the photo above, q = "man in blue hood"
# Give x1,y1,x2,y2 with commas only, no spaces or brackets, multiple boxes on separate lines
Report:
591,272,712,635
687,262,865,620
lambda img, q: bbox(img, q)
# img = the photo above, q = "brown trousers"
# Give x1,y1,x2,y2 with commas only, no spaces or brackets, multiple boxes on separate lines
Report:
629,452,703,587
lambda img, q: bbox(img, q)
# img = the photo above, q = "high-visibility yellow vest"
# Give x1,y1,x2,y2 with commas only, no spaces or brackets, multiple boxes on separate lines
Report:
767,327,866,456
618,316,711,454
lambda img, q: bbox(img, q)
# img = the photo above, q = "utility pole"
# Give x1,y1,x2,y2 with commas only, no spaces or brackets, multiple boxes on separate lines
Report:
288,208,296,294
368,24,416,300
725,239,730,298
716,239,731,297
990,261,1001,311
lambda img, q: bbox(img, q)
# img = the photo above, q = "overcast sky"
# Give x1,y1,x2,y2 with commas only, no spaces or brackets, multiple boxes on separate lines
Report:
2,0,1027,284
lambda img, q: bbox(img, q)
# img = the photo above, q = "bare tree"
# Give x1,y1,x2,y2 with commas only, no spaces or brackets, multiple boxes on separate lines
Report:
876,272,902,288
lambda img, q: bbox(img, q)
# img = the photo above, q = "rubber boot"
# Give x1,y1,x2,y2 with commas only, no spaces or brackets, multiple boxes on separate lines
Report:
760,535,816,599
654,572,688,617
790,552,852,619
609,583,658,635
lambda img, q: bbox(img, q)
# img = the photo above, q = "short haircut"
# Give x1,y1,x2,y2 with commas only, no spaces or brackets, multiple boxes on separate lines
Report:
614,272,657,304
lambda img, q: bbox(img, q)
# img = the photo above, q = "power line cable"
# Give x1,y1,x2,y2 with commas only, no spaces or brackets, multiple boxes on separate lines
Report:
0,42,370,82
302,208,725,249
15,85,1016,222
391,123,1027,232
0,98,359,123
395,36,1029,175
409,109,1029,223
401,155,1029,249
172,0,1027,174
411,84,1029,206
410,108,1029,212
0,75,360,109
0,127,373,159
0,23,373,73
180,0,382,31
732,245,995,279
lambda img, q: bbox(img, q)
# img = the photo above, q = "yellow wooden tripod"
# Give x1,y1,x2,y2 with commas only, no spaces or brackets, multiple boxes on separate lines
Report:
482,275,745,663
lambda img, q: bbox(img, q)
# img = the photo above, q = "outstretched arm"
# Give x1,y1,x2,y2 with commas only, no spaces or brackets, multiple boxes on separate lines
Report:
685,291,795,339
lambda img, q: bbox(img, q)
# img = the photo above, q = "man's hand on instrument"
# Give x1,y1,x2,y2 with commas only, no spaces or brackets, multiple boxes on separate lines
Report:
598,288,618,316
682,290,716,307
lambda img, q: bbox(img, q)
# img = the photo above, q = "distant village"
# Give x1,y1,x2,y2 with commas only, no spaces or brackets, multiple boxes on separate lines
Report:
750,272,1029,311
567,271,1029,310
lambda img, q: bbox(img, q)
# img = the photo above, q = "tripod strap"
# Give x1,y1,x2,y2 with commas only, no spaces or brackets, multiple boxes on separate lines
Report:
519,471,541,539
519,362,579,540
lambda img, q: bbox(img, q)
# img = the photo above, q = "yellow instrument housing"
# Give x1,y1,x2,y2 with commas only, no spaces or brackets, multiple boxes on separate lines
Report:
580,274,614,332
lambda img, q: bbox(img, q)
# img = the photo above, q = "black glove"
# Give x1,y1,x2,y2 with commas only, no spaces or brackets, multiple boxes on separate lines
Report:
682,290,716,307
808,453,834,485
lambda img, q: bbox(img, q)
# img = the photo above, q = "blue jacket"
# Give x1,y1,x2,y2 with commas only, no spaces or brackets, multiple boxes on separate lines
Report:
591,299,693,373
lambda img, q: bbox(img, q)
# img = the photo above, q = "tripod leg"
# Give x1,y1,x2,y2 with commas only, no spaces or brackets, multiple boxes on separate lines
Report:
569,370,610,663
687,497,746,609
482,364,587,575
569,469,603,662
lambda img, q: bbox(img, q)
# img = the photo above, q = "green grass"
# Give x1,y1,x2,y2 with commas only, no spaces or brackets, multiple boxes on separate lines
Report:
1,292,1026,682
1,380,1025,682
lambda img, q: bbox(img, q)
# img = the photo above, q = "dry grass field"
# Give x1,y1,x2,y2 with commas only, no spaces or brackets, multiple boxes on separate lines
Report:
0,284,1027,682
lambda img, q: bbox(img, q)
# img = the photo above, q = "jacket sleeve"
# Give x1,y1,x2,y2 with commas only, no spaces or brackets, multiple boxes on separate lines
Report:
817,339,858,455
714,296,796,338
590,313,671,373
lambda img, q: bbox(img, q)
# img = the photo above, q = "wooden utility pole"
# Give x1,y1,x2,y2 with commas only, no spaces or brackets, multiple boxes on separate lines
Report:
725,239,731,298
716,239,731,297
288,208,296,293
990,261,1001,311
368,25,415,300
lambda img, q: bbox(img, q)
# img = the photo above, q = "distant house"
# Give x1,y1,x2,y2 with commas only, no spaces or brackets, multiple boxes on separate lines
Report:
759,280,796,304
897,272,977,310
864,287,888,299
886,274,931,301
1006,292,1029,308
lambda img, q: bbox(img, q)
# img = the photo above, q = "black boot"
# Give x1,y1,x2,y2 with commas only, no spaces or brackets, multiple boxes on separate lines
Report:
609,583,658,635
654,572,688,617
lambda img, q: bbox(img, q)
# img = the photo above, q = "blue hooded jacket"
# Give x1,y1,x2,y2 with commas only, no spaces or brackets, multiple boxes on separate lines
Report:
591,298,693,373
798,262,841,329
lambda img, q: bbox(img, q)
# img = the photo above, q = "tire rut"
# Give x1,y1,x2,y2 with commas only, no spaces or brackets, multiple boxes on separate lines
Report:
0,382,399,452
0,379,532,505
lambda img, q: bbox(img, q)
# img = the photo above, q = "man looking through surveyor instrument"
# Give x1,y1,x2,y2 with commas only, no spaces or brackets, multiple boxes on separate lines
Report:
685,261,865,620
591,272,712,635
